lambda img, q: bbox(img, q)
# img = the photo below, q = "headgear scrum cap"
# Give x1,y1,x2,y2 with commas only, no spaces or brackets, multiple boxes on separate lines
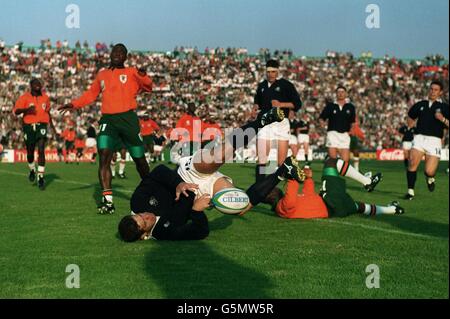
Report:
266,59,280,71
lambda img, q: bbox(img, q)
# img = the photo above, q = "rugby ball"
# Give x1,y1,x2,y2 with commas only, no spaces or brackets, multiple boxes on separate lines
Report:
212,188,250,215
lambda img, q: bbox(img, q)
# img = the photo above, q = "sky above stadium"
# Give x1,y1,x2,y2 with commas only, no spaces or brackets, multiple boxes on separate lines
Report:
0,0,448,58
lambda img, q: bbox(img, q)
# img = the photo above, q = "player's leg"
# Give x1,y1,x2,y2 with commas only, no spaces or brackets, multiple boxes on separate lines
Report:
403,149,410,168
335,158,382,191
118,148,127,179
98,148,115,212
36,137,46,190
424,155,440,192
289,136,299,161
304,141,310,165
241,156,306,215
277,140,289,167
338,148,350,162
406,148,424,200
25,135,36,183
193,107,284,176
352,149,360,172
110,152,117,178
327,147,338,159
355,201,405,216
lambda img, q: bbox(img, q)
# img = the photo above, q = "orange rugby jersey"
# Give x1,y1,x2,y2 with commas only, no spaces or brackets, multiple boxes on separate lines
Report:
72,67,152,114
14,92,51,124
75,138,85,149
276,179,329,219
140,119,160,136
175,114,202,142
61,129,76,142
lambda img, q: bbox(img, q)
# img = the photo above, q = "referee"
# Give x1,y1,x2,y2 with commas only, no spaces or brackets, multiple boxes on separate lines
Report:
319,86,355,162
253,59,302,182
405,81,449,200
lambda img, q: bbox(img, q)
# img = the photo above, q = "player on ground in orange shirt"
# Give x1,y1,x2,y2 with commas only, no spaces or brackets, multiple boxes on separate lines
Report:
13,78,55,190
59,43,153,214
260,159,403,219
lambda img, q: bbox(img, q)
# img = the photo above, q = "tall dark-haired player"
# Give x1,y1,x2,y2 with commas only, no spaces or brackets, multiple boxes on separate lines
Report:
405,81,449,200
59,43,153,214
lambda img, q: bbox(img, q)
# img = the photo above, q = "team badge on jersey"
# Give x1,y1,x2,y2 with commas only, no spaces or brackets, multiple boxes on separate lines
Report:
148,196,159,207
275,87,281,92
119,74,128,84
41,103,47,111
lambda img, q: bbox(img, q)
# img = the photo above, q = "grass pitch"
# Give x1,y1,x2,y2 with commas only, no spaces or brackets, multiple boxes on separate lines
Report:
0,161,448,298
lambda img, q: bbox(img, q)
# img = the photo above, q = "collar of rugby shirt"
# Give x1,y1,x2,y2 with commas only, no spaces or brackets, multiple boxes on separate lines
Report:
267,76,283,88
428,99,443,108
143,216,161,240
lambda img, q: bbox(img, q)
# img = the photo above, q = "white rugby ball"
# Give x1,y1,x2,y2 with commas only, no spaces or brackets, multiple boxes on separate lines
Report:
212,188,250,215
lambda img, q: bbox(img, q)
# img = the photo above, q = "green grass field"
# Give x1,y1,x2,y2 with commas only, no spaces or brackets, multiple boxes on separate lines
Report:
0,160,448,299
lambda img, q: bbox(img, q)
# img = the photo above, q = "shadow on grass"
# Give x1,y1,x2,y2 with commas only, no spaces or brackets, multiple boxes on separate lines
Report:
144,241,274,298
68,184,131,206
346,185,405,197
44,173,59,188
376,215,449,240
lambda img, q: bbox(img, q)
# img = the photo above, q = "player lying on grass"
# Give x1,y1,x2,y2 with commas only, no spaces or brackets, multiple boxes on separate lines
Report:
118,108,306,241
248,158,404,218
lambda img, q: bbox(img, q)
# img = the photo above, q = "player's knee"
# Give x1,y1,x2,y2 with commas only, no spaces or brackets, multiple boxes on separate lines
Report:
324,157,337,169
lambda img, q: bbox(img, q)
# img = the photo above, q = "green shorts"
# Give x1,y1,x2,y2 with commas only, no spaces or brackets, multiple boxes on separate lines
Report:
65,141,75,150
350,136,360,151
142,134,154,146
97,111,145,158
23,123,48,146
321,168,358,218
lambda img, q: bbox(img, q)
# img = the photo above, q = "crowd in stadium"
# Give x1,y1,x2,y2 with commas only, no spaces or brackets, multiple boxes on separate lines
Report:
1,38,448,151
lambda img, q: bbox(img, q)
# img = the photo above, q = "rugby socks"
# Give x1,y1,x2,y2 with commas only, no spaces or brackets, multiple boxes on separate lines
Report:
305,154,309,163
119,160,126,175
247,166,286,206
255,163,268,183
407,170,417,191
110,161,116,177
403,159,408,168
353,157,360,171
102,189,113,203
28,162,36,172
357,202,396,216
37,166,45,179
336,159,371,185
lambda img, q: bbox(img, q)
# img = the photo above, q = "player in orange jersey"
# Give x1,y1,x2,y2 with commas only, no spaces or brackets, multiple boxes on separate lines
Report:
59,43,153,214
13,78,55,190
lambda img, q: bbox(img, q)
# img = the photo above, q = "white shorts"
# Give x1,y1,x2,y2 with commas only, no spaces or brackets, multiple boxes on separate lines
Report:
326,131,350,149
154,145,163,152
412,134,442,158
402,141,412,151
177,154,233,197
257,118,290,141
298,134,310,144
288,135,298,146
86,137,97,148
